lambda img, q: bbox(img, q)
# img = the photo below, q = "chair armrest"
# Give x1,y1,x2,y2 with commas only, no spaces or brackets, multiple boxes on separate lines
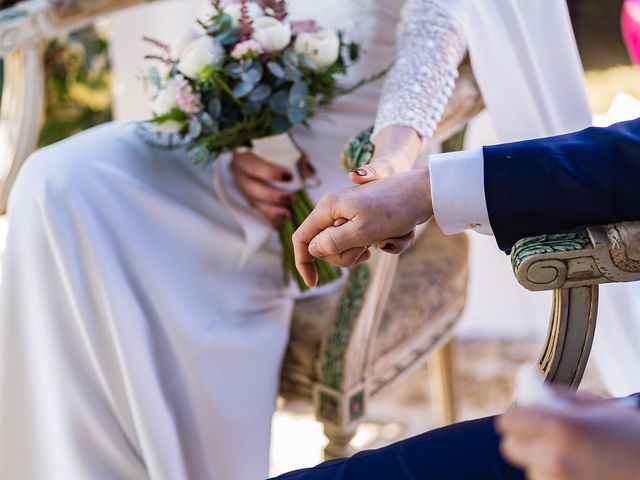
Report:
511,221,640,292
510,221,640,387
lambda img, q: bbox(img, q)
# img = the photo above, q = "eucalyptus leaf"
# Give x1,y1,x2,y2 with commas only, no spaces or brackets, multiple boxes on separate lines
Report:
207,97,222,118
189,145,211,165
271,114,291,134
282,50,299,67
148,67,161,89
266,62,286,78
287,104,307,125
268,90,289,115
217,31,239,46
299,56,318,70
218,14,234,30
284,65,303,82
289,82,309,105
241,63,263,84
225,63,244,79
232,81,255,98
249,84,272,103
188,118,203,138
198,112,219,132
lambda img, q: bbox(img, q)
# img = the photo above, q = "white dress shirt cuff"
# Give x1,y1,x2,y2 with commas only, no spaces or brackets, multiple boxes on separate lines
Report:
428,148,494,235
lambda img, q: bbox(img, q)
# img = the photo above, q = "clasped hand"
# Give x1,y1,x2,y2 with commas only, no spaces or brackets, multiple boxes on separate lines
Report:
293,168,434,287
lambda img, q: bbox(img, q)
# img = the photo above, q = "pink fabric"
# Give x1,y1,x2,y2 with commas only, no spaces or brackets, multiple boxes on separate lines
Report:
622,0,640,65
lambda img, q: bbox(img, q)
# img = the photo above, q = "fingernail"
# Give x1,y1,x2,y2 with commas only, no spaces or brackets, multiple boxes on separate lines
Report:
281,172,293,182
276,211,289,221
382,243,395,252
353,168,367,177
309,241,319,255
281,194,293,204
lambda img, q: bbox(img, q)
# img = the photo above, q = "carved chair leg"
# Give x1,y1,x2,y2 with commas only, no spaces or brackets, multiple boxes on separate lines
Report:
540,286,598,387
0,45,45,213
428,337,457,426
322,423,357,460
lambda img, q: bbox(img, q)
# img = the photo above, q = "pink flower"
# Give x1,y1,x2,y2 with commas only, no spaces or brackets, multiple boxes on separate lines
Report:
173,75,201,114
291,20,321,35
623,0,640,65
231,39,264,59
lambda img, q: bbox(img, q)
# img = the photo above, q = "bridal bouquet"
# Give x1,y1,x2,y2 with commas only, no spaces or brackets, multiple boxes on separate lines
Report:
139,0,381,290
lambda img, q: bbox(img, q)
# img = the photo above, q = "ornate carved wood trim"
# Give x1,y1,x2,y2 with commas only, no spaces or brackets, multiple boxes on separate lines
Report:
538,286,598,387
0,46,44,210
318,265,370,392
603,222,640,274
512,221,640,387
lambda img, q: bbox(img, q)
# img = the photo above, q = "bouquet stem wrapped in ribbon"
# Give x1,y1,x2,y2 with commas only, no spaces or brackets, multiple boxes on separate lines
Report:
138,0,385,291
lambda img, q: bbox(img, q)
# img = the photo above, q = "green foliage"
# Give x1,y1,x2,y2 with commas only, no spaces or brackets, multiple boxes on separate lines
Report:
38,26,112,147
143,6,384,164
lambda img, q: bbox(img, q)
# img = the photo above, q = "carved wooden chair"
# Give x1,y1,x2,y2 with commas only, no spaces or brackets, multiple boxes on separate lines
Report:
511,222,640,386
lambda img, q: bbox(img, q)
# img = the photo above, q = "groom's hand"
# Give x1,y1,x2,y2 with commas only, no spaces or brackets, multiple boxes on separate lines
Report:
348,125,423,254
293,168,433,287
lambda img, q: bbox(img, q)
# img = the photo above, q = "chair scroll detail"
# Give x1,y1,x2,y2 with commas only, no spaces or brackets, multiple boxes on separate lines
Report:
511,221,640,387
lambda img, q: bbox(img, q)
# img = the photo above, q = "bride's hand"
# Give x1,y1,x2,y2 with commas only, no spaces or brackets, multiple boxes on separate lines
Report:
347,125,422,254
231,150,296,225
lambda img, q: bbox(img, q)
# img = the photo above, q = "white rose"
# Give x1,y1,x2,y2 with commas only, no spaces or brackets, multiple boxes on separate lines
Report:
177,36,225,79
294,30,340,69
252,17,292,53
154,120,185,134
152,84,178,116
223,2,264,27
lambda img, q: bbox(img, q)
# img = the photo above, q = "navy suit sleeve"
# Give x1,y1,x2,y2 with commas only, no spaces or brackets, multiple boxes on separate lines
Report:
483,118,640,251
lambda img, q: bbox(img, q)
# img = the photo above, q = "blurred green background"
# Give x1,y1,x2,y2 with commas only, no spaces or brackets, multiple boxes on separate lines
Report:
37,27,112,146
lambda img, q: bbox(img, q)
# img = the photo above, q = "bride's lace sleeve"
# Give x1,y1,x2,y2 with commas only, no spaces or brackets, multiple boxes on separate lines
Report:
373,0,467,141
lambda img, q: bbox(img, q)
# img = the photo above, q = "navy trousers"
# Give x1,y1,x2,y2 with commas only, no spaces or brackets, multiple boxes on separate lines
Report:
272,416,524,479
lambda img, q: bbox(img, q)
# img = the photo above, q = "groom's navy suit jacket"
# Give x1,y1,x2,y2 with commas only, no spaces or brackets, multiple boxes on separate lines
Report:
484,118,640,251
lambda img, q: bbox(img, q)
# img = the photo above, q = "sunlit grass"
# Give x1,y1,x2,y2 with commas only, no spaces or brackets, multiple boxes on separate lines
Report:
586,65,640,113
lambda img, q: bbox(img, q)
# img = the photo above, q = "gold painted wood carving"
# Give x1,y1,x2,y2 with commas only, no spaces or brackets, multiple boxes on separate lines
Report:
511,222,640,387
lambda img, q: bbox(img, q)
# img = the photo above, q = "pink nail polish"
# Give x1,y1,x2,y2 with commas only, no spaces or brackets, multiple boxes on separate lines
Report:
353,168,367,177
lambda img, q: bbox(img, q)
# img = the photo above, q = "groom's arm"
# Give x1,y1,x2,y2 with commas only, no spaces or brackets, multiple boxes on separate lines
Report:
431,118,640,251
294,118,640,286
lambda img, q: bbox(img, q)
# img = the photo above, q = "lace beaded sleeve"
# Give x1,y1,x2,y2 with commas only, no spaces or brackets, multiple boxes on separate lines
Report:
373,0,467,141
